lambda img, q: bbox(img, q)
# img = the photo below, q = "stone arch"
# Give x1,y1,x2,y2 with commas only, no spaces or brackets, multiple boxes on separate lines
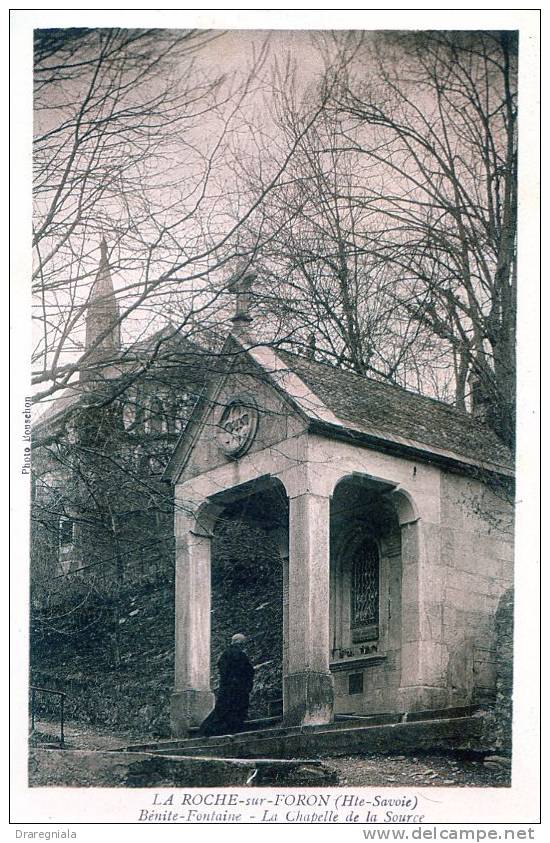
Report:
197,477,289,719
329,473,404,714
193,499,224,537
171,395,189,432
389,488,420,526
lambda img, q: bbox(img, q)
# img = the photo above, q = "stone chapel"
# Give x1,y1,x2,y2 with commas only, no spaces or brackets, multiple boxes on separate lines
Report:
164,275,515,737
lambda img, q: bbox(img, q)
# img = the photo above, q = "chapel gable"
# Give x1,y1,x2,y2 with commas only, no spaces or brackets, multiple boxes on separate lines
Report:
174,347,307,484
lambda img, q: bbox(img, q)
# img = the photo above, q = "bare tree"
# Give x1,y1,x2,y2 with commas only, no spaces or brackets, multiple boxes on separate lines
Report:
324,30,517,447
30,28,247,615
33,28,339,418
30,27,335,623
239,32,517,446
33,27,272,405
29,28,517,738
236,71,456,400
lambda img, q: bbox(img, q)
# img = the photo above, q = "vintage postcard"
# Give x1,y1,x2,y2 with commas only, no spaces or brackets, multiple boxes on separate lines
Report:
9,8,541,840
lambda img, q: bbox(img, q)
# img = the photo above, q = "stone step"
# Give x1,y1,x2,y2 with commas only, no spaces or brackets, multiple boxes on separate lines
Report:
28,748,337,788
121,714,397,755
121,706,485,761
122,705,478,753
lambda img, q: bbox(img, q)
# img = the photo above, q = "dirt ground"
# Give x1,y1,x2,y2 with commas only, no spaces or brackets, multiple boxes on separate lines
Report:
30,719,511,788
327,753,509,788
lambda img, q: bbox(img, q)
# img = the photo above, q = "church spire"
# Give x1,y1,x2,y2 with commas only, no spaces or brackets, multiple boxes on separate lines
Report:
84,238,121,366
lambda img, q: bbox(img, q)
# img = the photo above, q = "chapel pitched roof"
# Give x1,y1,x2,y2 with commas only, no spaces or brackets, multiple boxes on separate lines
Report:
273,348,514,476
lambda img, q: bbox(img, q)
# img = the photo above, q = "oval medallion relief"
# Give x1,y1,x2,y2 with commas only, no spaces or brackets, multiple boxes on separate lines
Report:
216,396,259,458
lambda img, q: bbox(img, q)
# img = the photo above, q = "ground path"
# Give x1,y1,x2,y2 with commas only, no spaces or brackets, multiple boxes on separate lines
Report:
30,719,510,788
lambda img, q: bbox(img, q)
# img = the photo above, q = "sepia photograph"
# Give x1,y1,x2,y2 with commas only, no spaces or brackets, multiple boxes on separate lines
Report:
10,8,540,831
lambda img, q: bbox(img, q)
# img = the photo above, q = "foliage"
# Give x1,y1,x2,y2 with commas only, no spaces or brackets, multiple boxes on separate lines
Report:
30,518,284,730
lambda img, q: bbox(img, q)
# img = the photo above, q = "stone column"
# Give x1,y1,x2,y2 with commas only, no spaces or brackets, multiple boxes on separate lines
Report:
270,527,290,693
282,555,289,681
170,514,215,737
392,489,448,713
284,491,334,726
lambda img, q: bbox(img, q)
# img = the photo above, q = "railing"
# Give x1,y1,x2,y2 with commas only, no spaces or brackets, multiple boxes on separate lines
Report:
30,685,66,747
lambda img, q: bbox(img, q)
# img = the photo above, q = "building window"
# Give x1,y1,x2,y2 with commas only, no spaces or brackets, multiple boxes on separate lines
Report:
351,539,379,642
348,672,364,695
59,517,74,547
135,445,148,469
144,397,167,434
172,396,189,432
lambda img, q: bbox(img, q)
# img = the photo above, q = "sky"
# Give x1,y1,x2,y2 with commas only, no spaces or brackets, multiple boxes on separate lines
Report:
28,23,528,404
29,28,332,385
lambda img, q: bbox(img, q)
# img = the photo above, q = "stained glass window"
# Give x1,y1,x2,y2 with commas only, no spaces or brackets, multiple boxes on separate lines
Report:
351,539,379,629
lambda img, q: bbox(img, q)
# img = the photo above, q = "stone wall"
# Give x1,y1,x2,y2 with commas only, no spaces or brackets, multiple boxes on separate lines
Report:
330,504,403,717
33,436,514,733
439,473,514,708
329,467,514,716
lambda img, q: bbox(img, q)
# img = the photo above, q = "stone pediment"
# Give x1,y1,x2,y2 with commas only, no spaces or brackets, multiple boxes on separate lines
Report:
165,333,514,486
164,336,308,485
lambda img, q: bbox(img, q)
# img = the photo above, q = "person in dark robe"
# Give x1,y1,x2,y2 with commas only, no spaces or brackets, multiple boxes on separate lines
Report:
199,633,255,737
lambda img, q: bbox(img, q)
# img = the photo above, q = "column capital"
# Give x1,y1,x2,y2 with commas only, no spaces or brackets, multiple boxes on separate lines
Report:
278,463,335,500
175,501,223,538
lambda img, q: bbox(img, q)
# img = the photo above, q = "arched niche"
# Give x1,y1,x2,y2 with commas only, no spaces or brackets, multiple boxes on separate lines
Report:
389,488,420,526
329,474,405,714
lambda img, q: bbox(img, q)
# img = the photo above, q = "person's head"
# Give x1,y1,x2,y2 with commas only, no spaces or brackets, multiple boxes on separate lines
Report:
231,633,247,647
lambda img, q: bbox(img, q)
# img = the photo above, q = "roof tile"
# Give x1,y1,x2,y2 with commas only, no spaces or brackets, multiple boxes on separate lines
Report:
276,349,513,474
